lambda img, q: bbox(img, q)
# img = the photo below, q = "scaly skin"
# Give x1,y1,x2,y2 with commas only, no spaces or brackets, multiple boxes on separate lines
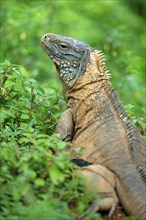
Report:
41,33,146,219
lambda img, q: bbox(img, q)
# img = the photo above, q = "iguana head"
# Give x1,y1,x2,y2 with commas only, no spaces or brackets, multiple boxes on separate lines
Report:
41,33,93,87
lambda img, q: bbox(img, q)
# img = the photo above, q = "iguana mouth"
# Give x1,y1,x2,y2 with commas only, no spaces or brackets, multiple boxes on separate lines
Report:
41,42,61,66
41,41,78,86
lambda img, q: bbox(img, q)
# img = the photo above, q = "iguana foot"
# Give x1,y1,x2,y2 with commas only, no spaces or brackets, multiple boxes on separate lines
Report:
75,164,119,219
76,199,117,220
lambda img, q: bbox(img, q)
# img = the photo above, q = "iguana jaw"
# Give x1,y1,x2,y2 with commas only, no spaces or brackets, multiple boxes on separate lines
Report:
41,33,91,87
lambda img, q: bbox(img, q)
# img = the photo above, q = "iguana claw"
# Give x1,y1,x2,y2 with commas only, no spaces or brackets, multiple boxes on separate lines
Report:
108,203,117,219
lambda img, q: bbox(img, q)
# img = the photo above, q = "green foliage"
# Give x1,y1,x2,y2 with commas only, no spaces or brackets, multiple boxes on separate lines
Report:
123,217,136,220
0,62,101,220
125,104,146,140
0,61,64,135
125,0,146,18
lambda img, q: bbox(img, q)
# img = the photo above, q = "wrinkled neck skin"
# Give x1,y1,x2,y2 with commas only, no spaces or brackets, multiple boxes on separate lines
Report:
63,51,109,103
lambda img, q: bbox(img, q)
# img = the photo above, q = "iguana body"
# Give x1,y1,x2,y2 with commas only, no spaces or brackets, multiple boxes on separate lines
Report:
41,33,146,219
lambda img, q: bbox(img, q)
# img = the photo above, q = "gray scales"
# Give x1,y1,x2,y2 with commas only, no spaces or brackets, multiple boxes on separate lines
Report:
41,33,146,220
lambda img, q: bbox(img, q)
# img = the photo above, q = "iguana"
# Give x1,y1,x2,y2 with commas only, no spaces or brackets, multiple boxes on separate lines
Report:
41,33,146,220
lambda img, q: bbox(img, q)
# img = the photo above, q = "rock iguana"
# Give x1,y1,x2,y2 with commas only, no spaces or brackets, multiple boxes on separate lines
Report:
41,33,146,220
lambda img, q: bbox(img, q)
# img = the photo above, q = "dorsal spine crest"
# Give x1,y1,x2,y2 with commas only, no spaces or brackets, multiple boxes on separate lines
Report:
104,83,143,167
94,50,111,79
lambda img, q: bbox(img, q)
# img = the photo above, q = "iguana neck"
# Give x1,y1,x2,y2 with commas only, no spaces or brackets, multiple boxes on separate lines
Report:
65,51,110,102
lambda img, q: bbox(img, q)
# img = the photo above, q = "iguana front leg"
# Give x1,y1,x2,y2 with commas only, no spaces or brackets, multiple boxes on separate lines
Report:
56,108,75,141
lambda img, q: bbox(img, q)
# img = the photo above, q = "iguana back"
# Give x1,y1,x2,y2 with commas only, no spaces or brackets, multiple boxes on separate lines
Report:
41,33,146,219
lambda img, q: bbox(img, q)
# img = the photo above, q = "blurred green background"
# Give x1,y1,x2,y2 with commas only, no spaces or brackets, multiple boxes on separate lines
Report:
0,0,145,114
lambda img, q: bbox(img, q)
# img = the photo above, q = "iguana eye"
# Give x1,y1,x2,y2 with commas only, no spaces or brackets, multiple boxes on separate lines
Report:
59,43,68,49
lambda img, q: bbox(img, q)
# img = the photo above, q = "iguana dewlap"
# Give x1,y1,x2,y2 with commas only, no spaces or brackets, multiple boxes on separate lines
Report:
41,33,146,220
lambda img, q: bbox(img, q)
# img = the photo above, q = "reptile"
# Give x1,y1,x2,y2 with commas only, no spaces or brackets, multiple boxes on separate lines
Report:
41,33,146,220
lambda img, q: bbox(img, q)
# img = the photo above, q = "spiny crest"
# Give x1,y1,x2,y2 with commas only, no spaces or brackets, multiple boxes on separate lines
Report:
137,166,146,183
105,83,146,183
95,50,111,80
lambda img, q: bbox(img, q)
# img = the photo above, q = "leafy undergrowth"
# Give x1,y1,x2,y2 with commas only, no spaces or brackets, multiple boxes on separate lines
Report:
0,61,101,220
0,61,143,220
125,104,146,141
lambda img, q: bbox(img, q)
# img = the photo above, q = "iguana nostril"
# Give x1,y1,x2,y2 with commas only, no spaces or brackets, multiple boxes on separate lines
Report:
41,34,48,43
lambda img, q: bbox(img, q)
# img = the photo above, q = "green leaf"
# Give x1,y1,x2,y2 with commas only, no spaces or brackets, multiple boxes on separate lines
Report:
4,80,15,88
21,114,29,119
49,164,65,185
26,170,36,180
34,178,45,186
